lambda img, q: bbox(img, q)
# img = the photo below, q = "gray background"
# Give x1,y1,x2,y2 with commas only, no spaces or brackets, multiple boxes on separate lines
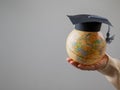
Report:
0,0,120,90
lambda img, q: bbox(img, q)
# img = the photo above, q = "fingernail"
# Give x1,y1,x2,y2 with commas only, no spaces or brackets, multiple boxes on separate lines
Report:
77,64,81,67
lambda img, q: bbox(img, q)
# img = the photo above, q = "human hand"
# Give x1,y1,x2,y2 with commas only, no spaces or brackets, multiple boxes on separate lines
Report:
67,54,108,70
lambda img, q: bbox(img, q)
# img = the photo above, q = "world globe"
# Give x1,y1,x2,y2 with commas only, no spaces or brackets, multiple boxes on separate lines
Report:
66,29,106,65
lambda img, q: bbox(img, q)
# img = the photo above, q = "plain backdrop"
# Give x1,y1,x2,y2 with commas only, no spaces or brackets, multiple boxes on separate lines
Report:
0,0,120,90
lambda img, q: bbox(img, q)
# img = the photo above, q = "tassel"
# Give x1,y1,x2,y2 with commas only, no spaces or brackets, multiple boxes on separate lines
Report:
106,25,115,44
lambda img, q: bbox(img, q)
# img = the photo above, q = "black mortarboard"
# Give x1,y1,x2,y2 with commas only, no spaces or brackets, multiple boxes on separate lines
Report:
67,14,114,43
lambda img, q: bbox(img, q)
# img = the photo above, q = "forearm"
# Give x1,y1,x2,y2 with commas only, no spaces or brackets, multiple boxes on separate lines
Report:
98,55,120,90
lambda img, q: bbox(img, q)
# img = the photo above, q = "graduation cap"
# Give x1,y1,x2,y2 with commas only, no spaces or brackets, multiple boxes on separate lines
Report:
67,14,114,44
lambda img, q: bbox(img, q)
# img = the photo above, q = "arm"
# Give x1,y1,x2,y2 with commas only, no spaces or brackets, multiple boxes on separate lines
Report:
98,55,120,90
67,54,120,90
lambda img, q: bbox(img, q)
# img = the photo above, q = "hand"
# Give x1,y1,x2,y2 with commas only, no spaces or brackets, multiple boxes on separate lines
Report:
67,54,108,70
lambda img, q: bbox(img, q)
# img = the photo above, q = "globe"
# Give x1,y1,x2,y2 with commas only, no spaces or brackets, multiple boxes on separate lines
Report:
66,29,106,65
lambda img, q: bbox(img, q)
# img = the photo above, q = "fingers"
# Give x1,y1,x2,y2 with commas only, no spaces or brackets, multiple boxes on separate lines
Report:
66,58,80,68
66,58,91,70
66,58,93,70
66,57,108,71
66,57,101,70
77,64,96,70
66,58,73,62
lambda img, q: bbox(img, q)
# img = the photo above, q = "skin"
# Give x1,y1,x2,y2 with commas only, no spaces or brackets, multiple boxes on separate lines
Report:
66,54,108,70
66,54,120,90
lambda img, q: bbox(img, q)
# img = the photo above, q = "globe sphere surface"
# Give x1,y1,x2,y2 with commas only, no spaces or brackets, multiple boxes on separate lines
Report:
66,29,106,65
